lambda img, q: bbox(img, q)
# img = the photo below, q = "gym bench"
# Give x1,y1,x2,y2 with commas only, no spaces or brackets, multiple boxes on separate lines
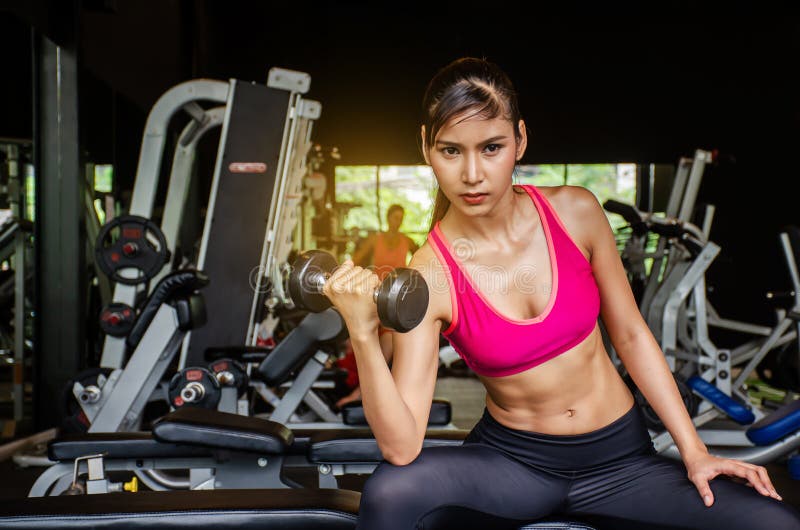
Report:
23,407,598,529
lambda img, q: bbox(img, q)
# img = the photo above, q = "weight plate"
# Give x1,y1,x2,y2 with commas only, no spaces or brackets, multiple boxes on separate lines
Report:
95,215,169,285
289,250,337,312
377,268,429,333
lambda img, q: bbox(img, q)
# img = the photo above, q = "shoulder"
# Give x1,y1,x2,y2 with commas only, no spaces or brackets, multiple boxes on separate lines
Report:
536,185,601,217
535,185,608,255
408,241,440,282
534,185,606,228
408,241,450,322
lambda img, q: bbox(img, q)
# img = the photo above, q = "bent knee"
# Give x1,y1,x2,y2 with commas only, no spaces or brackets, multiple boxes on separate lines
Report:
362,461,422,501
359,459,443,515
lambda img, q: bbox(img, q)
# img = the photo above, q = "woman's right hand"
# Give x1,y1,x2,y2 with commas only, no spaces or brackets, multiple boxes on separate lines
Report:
322,260,382,338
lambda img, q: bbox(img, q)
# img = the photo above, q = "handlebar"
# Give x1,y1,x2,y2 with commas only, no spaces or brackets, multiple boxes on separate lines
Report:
603,199,707,257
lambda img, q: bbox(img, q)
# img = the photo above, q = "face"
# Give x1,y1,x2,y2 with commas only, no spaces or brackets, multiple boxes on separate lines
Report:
423,114,527,215
387,209,404,231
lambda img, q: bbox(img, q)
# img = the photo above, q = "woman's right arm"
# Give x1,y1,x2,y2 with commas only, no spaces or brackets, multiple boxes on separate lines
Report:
323,253,443,465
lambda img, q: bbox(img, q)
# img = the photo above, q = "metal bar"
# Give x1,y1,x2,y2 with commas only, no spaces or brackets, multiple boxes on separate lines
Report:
101,80,229,369
639,158,693,314
248,91,302,344
33,32,85,430
194,80,237,269
677,149,712,223
151,106,225,288
90,306,182,432
269,351,326,424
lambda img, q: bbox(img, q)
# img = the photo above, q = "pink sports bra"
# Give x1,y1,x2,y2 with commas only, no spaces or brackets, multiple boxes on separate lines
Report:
427,185,600,377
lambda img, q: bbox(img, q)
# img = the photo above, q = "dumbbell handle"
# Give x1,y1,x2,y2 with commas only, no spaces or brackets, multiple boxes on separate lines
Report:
79,386,102,405
180,382,206,403
215,370,235,386
308,271,380,304
291,250,428,333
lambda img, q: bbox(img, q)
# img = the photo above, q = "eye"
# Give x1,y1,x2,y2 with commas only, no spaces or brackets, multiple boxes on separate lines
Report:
440,146,459,156
484,143,503,154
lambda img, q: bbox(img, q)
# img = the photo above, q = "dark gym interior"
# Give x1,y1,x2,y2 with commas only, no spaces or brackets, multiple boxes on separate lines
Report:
0,2,798,528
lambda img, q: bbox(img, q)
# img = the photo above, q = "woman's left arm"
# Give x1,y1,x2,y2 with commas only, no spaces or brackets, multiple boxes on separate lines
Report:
563,186,782,507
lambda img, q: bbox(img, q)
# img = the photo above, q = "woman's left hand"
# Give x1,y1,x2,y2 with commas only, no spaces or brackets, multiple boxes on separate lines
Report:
684,451,782,507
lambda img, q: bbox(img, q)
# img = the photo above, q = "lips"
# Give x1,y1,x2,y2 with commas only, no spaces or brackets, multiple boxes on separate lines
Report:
461,192,487,205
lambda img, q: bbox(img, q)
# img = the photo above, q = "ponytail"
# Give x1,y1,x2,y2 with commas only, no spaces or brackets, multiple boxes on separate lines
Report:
428,188,451,231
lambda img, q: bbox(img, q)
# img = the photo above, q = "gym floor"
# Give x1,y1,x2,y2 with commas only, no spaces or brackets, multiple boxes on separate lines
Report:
1,375,798,515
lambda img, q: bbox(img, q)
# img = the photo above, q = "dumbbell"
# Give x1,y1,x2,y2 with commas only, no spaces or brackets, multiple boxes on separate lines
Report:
98,303,136,337
168,367,221,410
208,358,249,397
289,250,429,333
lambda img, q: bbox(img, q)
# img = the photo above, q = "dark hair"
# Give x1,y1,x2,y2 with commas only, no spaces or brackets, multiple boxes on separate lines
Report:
387,204,404,219
422,57,522,231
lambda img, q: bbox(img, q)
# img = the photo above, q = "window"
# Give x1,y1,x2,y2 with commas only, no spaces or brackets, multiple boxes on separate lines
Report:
335,165,436,249
515,163,637,232
335,163,638,245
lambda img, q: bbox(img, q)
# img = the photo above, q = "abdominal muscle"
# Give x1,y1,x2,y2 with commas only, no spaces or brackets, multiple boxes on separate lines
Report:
480,326,635,435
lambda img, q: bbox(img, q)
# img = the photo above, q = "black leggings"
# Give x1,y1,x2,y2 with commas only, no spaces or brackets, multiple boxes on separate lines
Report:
357,405,800,529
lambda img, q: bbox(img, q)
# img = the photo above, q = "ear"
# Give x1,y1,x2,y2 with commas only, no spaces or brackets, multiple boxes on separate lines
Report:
515,120,528,161
421,125,431,165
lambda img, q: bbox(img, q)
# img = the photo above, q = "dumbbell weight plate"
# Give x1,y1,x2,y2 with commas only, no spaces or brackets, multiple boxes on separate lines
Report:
60,367,114,434
99,303,136,337
95,214,169,285
289,250,338,312
208,358,249,397
168,367,221,410
376,268,429,333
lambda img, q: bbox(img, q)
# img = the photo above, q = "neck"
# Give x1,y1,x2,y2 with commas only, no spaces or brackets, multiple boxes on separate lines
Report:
441,185,530,246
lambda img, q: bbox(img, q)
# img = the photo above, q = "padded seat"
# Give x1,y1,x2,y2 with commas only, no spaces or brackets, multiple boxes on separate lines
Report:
0,488,597,529
746,399,800,445
309,429,468,463
258,309,346,386
152,407,293,454
519,521,595,530
342,398,452,426
0,489,360,530
48,431,212,460
204,345,273,363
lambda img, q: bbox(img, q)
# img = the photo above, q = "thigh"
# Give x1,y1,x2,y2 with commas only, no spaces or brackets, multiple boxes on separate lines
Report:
356,444,569,530
567,455,800,530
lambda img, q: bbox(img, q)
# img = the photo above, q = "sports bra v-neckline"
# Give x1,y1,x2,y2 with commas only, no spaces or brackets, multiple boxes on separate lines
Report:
432,185,557,324
426,184,601,378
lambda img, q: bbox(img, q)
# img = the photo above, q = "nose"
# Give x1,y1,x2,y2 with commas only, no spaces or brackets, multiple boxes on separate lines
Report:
461,153,482,185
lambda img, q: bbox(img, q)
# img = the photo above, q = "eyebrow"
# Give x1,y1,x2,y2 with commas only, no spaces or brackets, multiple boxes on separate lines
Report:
435,135,509,148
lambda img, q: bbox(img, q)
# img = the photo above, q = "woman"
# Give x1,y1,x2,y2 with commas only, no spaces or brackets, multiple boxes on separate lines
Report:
351,203,419,282
323,57,799,529
335,205,419,409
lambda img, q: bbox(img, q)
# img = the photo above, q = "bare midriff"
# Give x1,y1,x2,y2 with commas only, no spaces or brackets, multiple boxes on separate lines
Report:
481,326,635,435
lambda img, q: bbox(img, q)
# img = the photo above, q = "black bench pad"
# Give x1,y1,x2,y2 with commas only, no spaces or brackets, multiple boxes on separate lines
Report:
519,521,595,530
258,309,345,386
204,345,273,363
309,429,469,463
153,407,293,454
48,432,212,460
0,489,360,529
0,488,597,529
342,399,452,426
127,270,208,349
